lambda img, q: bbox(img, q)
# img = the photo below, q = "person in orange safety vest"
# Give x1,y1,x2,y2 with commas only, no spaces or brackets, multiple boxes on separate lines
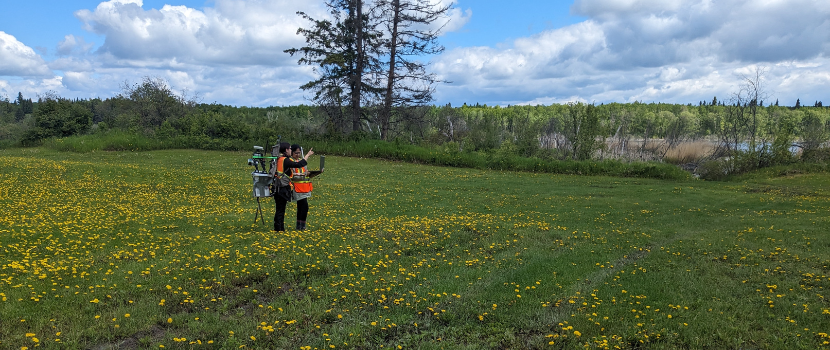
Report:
269,142,314,231
287,144,315,230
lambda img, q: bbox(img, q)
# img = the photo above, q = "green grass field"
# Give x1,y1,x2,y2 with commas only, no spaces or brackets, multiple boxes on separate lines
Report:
1,148,829,349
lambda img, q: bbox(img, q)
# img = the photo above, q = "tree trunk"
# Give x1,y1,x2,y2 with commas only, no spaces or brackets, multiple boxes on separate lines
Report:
380,0,400,141
351,0,364,133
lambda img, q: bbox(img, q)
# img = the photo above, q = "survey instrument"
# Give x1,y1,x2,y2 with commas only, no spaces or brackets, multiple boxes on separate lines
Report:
246,140,325,224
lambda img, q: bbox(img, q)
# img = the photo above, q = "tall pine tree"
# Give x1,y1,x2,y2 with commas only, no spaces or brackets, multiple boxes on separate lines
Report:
286,0,381,133
14,92,26,121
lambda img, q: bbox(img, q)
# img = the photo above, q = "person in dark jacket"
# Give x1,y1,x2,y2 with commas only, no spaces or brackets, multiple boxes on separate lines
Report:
269,142,314,231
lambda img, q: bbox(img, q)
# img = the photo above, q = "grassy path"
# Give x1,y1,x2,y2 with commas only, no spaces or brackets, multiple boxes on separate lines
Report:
0,148,828,349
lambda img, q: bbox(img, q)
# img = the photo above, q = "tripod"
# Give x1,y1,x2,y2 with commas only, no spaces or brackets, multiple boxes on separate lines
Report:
253,197,266,225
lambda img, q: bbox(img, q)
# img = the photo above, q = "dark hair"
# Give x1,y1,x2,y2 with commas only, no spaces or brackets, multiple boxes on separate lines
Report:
290,144,301,153
279,142,290,154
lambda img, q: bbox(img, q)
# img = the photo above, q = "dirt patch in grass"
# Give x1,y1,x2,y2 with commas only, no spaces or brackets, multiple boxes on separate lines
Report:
90,324,166,350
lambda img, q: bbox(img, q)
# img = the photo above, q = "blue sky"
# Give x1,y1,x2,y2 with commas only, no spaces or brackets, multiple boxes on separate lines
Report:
1,0,829,107
440,0,586,49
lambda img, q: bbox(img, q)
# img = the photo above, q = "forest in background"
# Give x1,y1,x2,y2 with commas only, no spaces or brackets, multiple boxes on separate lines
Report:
1,77,828,180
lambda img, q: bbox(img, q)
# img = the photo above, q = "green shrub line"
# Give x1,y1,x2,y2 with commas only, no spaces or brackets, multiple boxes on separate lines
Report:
36,132,691,180
41,130,249,152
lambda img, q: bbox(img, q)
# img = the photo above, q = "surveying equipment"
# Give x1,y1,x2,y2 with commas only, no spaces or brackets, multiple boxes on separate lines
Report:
247,141,325,224
249,146,267,173
249,145,272,224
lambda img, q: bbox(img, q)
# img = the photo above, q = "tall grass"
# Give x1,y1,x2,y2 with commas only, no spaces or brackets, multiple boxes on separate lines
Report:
662,140,714,164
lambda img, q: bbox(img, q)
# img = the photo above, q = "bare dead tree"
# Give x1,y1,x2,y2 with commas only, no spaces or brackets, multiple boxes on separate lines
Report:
711,67,769,165
741,67,770,165
374,0,451,140
605,105,632,159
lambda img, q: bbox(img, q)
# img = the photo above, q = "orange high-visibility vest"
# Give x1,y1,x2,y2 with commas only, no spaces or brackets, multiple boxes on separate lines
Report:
289,158,313,193
276,157,286,172
272,157,292,188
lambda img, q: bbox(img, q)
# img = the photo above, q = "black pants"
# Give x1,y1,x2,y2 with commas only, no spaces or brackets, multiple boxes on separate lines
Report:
273,187,291,231
274,191,309,231
274,195,288,231
296,198,308,223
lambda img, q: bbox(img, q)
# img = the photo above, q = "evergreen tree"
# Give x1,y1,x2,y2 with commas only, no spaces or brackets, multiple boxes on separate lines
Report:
21,95,92,145
795,99,801,108
23,98,33,115
711,96,717,106
13,92,25,121
14,105,24,121
286,0,381,133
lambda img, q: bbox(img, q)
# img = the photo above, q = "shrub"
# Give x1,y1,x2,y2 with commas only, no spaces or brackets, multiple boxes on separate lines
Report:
697,157,738,181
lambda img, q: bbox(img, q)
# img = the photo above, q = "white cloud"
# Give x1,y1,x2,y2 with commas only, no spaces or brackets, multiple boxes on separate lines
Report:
62,71,99,92
57,35,95,57
49,57,95,73
432,0,472,34
0,32,53,77
433,0,830,105
50,0,342,104
443,7,472,33
74,0,325,66
0,76,64,101
52,63,314,106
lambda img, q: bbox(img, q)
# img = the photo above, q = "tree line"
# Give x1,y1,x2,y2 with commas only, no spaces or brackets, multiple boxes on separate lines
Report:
1,76,828,174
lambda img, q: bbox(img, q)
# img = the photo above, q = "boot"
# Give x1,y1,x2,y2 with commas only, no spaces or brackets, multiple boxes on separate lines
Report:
296,220,306,231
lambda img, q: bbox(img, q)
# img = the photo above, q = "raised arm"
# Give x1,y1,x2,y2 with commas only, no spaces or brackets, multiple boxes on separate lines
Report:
282,157,308,169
